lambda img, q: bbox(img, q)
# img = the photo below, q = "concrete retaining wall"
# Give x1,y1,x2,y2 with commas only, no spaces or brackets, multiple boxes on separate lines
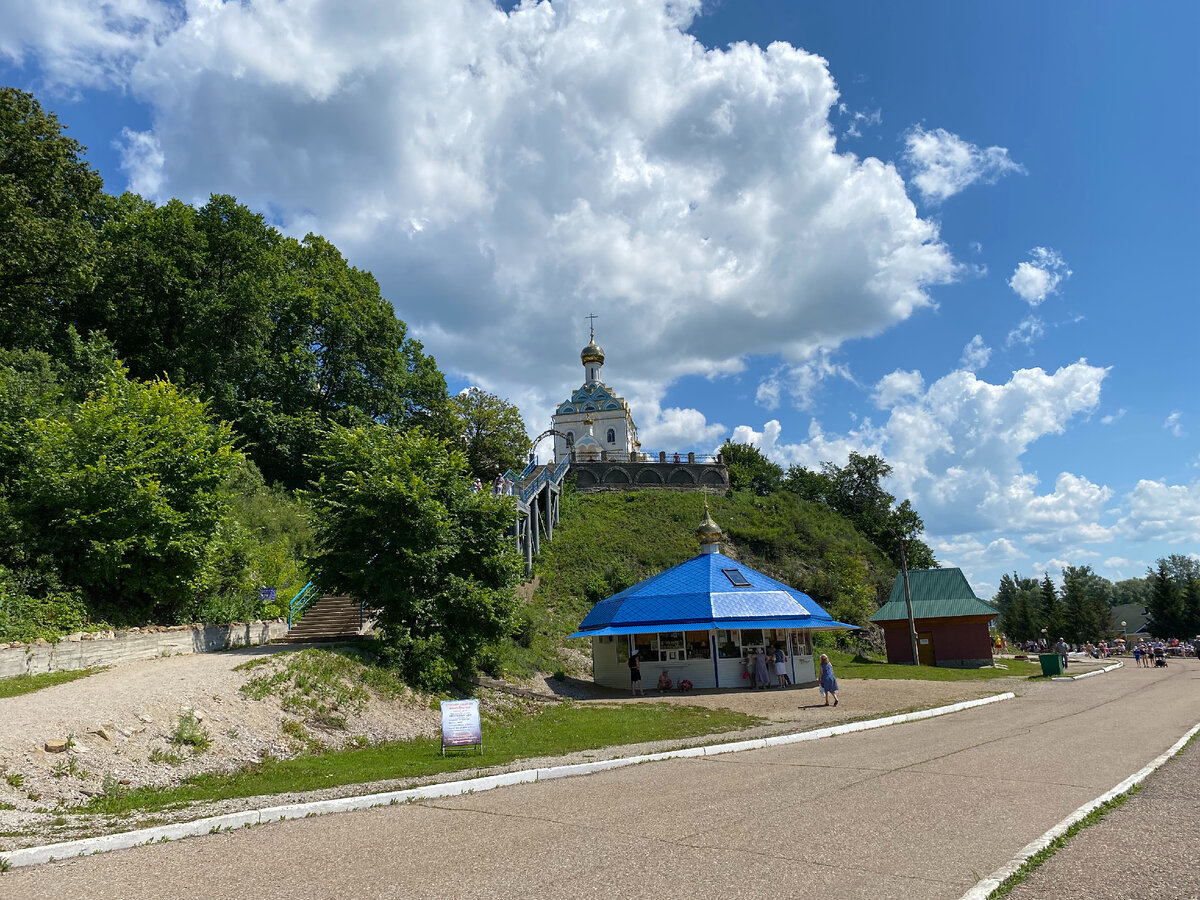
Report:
0,621,289,679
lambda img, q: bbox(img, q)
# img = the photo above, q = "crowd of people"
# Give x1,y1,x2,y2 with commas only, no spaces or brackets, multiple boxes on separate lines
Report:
997,633,1199,665
628,644,842,707
741,645,791,689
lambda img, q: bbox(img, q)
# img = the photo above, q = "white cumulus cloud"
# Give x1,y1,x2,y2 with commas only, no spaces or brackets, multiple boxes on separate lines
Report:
903,126,1024,203
733,360,1110,542
959,334,991,371
1121,479,1200,544
1,0,960,436
1008,247,1072,305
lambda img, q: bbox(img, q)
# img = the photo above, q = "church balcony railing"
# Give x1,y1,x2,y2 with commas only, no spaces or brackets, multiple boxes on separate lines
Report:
627,452,724,465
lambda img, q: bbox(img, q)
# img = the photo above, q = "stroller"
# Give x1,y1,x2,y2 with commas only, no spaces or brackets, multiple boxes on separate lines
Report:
1153,648,1167,667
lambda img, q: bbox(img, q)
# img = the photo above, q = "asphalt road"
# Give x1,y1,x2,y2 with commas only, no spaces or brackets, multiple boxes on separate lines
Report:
8,661,1200,900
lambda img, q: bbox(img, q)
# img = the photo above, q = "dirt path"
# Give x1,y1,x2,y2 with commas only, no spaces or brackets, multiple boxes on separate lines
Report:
0,644,442,816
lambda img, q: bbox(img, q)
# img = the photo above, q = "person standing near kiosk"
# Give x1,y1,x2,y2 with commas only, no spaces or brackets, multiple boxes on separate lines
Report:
628,648,644,695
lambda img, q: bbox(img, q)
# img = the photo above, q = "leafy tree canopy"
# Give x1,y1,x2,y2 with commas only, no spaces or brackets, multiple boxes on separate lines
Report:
1146,555,1200,639
720,440,783,496
0,337,242,631
75,195,453,487
0,88,104,351
451,387,531,482
309,425,521,687
784,452,936,571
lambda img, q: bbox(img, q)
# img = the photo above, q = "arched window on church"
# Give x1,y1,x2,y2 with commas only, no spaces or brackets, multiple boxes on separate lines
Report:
607,428,616,444
566,431,574,446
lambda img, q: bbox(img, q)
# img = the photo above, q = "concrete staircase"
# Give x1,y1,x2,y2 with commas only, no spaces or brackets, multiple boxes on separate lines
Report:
282,595,363,642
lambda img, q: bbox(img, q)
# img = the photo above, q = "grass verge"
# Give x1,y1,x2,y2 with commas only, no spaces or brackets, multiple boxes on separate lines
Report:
988,788,1138,899
827,651,1043,681
0,668,105,700
72,702,761,817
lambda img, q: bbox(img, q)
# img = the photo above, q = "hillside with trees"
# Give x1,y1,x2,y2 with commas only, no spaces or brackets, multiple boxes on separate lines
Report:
488,486,902,675
0,87,528,685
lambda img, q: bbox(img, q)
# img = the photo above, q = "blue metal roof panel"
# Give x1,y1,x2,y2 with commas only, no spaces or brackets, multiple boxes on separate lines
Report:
575,550,846,633
568,616,859,638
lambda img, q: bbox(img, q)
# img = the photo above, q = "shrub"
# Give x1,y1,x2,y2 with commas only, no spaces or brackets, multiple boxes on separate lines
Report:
168,711,212,752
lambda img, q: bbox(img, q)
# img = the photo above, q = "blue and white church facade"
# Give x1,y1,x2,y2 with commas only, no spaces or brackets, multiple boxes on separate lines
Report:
551,329,638,463
569,509,858,690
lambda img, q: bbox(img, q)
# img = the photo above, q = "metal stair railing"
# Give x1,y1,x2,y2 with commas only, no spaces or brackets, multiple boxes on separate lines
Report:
287,581,319,629
520,466,552,503
550,455,570,484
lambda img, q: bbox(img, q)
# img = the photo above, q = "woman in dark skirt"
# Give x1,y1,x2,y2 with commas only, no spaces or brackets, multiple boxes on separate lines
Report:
628,648,644,696
819,653,839,706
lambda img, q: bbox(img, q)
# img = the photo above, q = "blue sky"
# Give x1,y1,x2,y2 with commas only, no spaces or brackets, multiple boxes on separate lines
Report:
3,0,1197,597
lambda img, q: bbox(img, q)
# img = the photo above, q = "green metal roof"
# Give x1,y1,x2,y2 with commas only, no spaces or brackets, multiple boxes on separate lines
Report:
870,568,998,622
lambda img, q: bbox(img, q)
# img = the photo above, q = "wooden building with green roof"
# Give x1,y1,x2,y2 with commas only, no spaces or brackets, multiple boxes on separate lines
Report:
870,568,996,668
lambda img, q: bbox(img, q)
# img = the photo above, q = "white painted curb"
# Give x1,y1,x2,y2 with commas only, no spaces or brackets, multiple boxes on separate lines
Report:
1051,661,1123,682
958,717,1200,900
0,691,1014,870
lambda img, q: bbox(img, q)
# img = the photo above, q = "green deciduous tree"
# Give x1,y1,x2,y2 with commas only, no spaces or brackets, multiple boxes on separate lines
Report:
784,452,936,571
0,88,105,352
1112,576,1151,608
77,195,452,487
451,387,531,481
309,425,521,688
720,440,783,496
0,342,240,628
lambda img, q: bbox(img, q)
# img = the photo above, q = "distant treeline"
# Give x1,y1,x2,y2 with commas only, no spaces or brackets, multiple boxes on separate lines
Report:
994,555,1200,642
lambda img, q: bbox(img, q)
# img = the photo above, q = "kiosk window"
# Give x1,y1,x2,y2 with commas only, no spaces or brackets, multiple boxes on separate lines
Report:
634,635,657,662
685,630,710,660
717,629,741,658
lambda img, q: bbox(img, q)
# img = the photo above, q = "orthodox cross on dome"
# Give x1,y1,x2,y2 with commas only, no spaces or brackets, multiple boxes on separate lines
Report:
585,313,598,340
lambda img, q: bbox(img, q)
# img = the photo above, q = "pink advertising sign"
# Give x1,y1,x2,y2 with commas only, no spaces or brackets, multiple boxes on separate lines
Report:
440,699,483,755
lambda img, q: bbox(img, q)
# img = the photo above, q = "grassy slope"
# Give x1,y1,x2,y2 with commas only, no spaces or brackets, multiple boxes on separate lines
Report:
500,488,897,673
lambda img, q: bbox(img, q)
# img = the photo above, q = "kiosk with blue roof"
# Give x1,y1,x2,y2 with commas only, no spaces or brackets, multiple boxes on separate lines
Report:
569,506,858,689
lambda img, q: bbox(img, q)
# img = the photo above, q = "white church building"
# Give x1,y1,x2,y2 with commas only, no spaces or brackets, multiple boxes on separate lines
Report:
551,328,639,463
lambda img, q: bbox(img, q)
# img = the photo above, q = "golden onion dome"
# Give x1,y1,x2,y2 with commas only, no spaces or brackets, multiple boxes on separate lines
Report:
696,505,723,547
581,339,605,366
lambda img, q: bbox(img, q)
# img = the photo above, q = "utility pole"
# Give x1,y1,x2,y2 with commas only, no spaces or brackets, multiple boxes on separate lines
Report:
897,533,919,666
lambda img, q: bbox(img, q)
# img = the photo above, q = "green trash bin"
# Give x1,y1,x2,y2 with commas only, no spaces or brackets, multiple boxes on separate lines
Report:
1039,653,1063,676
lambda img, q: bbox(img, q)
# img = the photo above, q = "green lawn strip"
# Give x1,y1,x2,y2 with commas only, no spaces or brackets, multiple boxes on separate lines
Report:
72,703,761,818
0,668,106,700
988,788,1137,899
825,651,1042,681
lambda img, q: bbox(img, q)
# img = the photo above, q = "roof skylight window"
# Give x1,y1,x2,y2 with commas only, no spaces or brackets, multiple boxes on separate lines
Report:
722,568,752,587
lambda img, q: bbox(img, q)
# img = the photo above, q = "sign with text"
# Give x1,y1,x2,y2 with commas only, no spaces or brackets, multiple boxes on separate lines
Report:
258,587,276,603
440,699,483,755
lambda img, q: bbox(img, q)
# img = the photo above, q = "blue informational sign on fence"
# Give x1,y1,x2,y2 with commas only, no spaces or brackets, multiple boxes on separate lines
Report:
440,699,483,756
258,587,276,602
